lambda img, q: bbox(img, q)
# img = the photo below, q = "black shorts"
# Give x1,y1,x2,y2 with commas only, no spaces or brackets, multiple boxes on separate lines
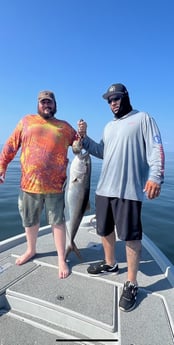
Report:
95,195,142,241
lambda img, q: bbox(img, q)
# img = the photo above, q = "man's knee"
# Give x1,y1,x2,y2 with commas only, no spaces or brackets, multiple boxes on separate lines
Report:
126,240,142,253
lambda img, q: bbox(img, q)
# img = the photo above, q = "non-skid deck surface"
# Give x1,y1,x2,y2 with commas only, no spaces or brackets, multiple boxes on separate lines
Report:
7,265,118,329
0,217,174,344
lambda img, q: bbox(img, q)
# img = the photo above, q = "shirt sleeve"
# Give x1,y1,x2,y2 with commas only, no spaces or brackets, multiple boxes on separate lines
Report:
143,114,165,184
0,120,22,171
82,136,104,159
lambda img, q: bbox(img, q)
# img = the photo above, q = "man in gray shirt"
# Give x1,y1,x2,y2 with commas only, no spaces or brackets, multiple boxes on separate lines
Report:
77,83,164,312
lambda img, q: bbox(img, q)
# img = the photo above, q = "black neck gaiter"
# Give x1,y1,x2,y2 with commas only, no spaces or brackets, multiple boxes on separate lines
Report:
114,95,133,119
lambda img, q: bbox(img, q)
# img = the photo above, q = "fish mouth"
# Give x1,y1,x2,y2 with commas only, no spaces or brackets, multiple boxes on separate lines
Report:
72,140,82,154
78,151,89,160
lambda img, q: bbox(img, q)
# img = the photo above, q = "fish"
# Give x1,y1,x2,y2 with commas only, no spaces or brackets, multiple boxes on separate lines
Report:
64,148,91,260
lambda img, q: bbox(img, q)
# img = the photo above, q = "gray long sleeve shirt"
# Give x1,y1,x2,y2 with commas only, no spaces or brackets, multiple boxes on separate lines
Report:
82,110,165,201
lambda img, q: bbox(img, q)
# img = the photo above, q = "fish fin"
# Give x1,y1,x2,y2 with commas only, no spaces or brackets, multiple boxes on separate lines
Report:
73,242,82,259
65,242,82,261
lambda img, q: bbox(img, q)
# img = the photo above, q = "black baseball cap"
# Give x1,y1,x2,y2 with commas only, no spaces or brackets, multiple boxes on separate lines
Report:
102,83,128,100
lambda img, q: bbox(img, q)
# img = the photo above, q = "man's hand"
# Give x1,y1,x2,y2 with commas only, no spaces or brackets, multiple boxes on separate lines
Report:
77,119,87,138
143,180,161,199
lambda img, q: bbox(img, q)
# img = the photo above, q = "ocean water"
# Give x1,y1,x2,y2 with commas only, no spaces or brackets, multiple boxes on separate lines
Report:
0,150,173,265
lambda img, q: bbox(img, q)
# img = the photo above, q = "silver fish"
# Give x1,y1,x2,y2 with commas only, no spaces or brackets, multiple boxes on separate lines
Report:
65,150,91,260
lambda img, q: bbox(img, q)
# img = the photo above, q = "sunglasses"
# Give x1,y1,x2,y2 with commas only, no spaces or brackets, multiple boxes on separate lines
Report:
108,97,121,104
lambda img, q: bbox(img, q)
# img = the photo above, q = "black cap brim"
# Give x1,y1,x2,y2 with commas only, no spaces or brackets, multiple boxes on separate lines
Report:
103,91,126,100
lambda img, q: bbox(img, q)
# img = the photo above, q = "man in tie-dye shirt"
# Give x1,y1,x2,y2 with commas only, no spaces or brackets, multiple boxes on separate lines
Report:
0,90,77,278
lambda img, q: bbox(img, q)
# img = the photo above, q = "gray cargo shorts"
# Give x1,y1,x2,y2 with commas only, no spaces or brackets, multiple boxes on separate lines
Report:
18,191,65,227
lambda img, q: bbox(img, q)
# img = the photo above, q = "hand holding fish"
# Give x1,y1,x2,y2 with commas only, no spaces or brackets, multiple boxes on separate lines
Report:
77,119,87,138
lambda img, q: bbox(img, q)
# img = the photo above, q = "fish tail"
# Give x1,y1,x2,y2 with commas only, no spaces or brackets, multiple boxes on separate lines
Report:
65,242,82,261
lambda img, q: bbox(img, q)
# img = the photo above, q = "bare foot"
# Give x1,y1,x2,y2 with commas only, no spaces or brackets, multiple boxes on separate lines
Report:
15,251,36,265
58,260,69,279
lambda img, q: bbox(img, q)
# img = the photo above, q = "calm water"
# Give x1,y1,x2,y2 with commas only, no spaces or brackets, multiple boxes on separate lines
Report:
0,150,173,265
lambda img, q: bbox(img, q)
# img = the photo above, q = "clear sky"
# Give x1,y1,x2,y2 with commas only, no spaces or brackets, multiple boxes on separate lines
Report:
0,0,173,152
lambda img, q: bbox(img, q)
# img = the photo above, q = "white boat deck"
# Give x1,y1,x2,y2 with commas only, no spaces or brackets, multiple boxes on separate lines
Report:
0,215,174,345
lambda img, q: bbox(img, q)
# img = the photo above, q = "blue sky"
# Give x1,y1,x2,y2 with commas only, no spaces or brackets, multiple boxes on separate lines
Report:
0,0,174,152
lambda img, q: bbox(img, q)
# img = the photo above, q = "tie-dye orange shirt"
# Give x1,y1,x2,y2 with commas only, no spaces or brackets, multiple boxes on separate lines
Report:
0,114,77,193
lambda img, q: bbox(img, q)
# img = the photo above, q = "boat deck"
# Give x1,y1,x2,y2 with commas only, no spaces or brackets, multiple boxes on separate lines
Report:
0,215,174,345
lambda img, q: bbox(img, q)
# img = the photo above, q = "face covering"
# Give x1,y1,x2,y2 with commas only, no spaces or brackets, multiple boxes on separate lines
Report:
113,95,132,119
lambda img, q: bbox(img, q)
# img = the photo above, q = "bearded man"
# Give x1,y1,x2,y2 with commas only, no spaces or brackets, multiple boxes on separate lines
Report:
77,83,165,311
0,90,77,279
